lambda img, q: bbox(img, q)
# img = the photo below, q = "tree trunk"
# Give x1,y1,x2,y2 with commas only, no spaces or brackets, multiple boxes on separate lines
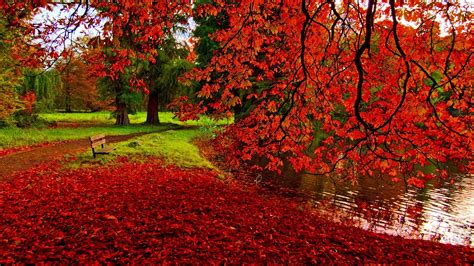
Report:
64,71,71,113
65,88,71,113
146,92,160,125
115,98,130,125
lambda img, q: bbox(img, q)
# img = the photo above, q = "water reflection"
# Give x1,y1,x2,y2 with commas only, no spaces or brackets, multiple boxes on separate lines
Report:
297,173,473,247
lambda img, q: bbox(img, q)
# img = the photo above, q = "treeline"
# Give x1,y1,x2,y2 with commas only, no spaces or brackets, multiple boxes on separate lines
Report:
0,32,193,127
1,0,214,127
20,63,106,114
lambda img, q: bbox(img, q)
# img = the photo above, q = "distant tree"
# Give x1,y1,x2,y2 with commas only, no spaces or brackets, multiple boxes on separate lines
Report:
57,57,106,112
0,18,22,122
2,1,193,125
90,1,192,125
19,68,60,113
95,46,143,125
0,72,22,122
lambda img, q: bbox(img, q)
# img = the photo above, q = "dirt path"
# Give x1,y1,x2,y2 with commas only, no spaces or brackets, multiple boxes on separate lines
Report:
0,127,181,178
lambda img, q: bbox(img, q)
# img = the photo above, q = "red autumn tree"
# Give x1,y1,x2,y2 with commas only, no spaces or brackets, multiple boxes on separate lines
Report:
1,0,192,124
87,1,192,124
2,1,472,186
56,56,108,112
178,0,473,186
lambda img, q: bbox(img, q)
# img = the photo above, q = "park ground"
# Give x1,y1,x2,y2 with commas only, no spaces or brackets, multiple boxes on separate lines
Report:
0,112,472,263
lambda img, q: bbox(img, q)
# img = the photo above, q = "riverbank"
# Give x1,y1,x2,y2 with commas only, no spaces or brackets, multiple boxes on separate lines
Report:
1,127,472,263
1,158,472,264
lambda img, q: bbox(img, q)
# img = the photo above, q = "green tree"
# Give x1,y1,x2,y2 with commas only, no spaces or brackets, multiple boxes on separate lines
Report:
0,17,22,122
97,73,142,125
19,68,60,113
143,38,193,124
91,40,143,125
193,0,228,68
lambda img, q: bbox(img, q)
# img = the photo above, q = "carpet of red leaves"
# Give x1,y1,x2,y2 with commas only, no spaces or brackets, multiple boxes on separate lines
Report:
1,158,472,264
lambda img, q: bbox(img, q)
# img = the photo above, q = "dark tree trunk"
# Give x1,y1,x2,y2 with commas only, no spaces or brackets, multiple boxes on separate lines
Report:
65,103,71,113
115,98,130,125
146,92,160,125
64,71,72,113
65,88,71,113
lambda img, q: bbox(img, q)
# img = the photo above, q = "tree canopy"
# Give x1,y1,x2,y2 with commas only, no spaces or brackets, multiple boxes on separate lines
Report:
1,0,472,186
179,0,473,186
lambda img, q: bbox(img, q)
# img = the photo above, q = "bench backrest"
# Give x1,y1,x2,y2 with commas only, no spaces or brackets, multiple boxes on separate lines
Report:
90,134,106,148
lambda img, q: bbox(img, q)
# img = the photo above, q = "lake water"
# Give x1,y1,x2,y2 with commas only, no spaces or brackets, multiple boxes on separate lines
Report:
278,171,473,247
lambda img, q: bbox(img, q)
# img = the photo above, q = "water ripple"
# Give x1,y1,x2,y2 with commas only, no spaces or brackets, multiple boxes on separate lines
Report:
300,174,473,247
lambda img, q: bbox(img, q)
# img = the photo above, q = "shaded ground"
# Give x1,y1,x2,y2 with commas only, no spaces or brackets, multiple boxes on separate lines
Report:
0,126,183,178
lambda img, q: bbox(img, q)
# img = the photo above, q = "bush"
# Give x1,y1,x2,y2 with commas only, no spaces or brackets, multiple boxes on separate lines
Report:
12,112,39,128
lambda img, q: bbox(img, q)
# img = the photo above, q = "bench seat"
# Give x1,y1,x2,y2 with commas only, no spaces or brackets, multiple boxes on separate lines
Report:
90,134,115,158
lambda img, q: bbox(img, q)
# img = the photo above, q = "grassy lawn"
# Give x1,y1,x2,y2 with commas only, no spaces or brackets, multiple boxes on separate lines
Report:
0,124,169,149
71,128,216,170
39,111,232,126
1,112,231,150
40,112,147,124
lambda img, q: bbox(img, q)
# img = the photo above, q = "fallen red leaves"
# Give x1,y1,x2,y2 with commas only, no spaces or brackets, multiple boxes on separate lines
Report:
0,158,472,264
0,141,66,158
0,145,46,158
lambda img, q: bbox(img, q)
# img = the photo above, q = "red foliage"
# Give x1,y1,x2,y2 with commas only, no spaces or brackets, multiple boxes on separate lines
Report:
0,135,82,158
0,145,42,158
0,141,67,158
20,91,36,115
57,57,108,112
2,1,192,92
1,159,472,264
179,1,473,184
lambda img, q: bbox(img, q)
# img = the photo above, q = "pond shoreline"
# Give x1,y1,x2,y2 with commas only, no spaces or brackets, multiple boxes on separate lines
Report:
196,136,473,248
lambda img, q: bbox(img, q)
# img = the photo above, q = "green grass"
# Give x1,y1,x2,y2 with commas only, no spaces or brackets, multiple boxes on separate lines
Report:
0,124,169,149
40,112,233,126
71,128,215,170
40,112,145,124
1,112,231,150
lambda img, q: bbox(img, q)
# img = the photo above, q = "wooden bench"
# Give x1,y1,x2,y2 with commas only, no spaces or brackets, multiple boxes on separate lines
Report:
90,134,115,158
